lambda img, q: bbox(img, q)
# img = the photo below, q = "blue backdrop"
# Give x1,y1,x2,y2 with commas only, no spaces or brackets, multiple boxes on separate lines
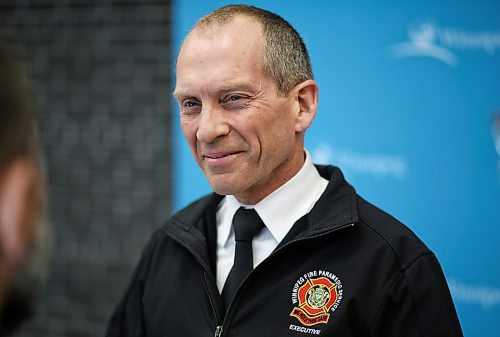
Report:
171,1,500,335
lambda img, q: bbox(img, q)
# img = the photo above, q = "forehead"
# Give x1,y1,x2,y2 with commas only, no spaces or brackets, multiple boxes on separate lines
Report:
175,16,266,94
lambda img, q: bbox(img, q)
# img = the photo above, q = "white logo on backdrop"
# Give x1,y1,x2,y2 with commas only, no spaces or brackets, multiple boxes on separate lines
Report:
389,21,500,66
491,112,500,176
312,144,407,179
448,278,500,309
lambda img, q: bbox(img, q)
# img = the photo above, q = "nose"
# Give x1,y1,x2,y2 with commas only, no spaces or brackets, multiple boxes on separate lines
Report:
196,105,230,143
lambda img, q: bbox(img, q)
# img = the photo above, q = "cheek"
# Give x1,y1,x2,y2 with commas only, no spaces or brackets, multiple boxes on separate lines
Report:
258,119,297,163
180,119,198,145
261,114,295,144
180,119,202,162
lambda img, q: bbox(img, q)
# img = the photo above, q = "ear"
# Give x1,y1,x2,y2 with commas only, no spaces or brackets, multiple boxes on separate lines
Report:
0,158,41,265
292,79,318,133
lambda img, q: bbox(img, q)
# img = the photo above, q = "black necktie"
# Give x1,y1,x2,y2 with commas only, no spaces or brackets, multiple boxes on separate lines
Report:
222,207,264,308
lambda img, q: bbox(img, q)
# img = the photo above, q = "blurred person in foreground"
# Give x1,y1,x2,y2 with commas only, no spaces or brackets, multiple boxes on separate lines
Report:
107,5,463,337
0,40,47,336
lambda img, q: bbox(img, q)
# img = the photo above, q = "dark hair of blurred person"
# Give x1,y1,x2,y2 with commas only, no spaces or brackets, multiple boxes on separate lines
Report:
0,37,48,336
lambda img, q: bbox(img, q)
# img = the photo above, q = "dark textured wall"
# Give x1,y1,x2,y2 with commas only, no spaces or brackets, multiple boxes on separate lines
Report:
0,1,172,336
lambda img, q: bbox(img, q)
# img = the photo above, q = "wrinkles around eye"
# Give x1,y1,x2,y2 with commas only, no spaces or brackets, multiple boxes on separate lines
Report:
180,99,201,115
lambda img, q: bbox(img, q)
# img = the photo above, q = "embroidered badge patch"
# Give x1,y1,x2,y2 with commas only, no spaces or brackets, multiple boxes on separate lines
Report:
290,270,343,326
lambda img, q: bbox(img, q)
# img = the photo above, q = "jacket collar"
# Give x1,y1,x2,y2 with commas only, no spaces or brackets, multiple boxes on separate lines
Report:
171,193,223,231
169,165,358,239
307,165,359,233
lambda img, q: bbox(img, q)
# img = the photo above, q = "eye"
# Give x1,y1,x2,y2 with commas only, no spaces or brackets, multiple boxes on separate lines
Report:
184,100,199,107
180,98,201,115
221,94,249,110
227,95,242,102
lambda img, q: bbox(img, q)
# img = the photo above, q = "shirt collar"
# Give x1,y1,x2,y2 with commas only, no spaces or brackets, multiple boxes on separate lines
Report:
217,150,329,247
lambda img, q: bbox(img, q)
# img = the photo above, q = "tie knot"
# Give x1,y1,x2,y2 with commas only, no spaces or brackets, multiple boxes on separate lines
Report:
232,207,264,242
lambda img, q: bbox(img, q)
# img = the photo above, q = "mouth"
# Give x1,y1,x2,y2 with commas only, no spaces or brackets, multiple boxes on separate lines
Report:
202,151,244,167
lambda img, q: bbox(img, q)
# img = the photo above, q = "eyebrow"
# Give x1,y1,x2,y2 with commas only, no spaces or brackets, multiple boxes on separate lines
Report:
219,82,260,93
172,81,262,100
172,90,188,100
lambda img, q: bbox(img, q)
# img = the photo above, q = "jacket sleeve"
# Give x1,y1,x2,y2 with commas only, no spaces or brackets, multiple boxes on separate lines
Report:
105,231,161,337
368,253,463,337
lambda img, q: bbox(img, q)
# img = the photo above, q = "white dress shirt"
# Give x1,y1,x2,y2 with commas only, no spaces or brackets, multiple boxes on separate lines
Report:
215,150,329,292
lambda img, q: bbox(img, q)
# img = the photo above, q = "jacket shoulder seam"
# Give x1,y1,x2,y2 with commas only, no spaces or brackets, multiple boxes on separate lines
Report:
401,254,431,337
358,219,431,271
367,253,431,336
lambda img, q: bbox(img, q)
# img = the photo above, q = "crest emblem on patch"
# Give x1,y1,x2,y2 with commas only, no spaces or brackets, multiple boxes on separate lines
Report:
290,270,343,326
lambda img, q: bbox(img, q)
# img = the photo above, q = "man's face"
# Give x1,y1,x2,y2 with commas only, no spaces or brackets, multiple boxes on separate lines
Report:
175,17,304,204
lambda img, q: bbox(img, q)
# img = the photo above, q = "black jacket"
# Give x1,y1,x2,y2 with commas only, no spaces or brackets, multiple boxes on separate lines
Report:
106,165,463,337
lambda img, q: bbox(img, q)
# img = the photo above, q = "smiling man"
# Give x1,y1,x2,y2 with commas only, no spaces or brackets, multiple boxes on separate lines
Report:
106,5,463,337
175,14,314,205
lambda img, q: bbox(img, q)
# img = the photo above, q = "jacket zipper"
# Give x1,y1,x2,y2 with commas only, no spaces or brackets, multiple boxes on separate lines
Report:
214,326,223,337
201,269,223,336
168,220,225,336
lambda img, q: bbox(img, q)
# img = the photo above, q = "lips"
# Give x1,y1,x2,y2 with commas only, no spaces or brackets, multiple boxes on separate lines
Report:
204,152,233,159
202,150,244,168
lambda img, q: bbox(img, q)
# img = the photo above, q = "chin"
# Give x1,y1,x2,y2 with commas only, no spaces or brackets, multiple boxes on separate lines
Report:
208,176,245,196
210,183,240,196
